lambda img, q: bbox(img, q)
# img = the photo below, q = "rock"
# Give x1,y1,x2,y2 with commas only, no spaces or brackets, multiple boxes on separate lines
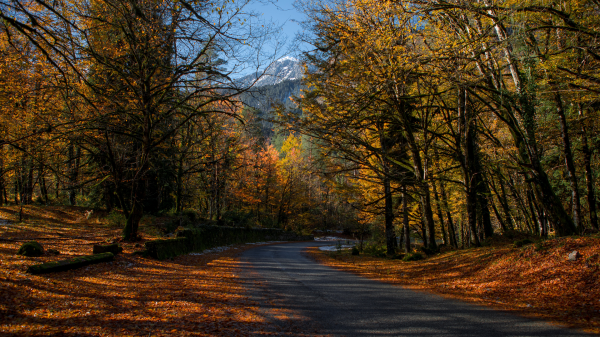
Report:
17,241,44,257
92,243,123,255
568,250,581,261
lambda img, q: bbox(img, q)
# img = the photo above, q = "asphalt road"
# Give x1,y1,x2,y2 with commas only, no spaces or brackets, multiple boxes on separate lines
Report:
239,241,593,337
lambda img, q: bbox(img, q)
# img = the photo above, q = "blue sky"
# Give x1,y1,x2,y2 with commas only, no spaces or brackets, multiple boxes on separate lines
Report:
244,0,308,57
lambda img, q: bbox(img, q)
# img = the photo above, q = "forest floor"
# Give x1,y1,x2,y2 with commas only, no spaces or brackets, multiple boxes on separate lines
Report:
307,233,600,334
0,205,312,336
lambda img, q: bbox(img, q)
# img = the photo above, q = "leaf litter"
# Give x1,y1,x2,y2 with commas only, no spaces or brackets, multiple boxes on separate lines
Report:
308,236,600,334
0,206,319,336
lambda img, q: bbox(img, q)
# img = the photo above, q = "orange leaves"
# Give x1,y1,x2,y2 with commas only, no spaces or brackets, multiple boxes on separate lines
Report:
309,237,600,334
0,206,302,336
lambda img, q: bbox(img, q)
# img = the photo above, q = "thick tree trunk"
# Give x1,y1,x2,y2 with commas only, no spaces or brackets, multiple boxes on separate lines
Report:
392,94,436,250
458,87,480,247
554,92,581,230
123,180,145,241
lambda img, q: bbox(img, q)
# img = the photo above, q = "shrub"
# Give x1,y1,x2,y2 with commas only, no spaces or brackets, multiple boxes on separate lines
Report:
106,210,126,228
363,241,386,257
513,239,534,248
403,253,423,262
18,241,44,257
351,246,360,256
418,245,434,255
181,209,198,223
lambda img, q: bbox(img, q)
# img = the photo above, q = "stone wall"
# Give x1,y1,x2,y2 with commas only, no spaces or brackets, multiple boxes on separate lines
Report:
145,225,313,260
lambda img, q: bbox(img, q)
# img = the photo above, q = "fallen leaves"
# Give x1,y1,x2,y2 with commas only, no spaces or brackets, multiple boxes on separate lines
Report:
308,236,600,334
0,206,309,336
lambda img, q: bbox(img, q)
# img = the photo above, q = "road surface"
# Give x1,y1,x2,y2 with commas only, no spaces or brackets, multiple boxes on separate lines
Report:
239,241,592,336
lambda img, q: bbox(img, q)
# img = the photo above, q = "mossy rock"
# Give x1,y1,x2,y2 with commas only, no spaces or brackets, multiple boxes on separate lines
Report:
26,252,114,274
18,241,44,257
93,243,123,255
145,238,189,260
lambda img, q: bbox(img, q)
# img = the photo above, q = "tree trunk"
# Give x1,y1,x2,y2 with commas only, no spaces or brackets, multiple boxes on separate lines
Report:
403,185,411,253
471,2,576,236
383,174,396,255
489,175,513,230
477,173,494,239
123,180,145,241
39,164,48,205
103,180,114,212
489,194,507,231
579,106,598,230
432,179,447,245
554,92,581,230
458,87,480,247
68,145,78,206
527,188,540,235
440,180,458,249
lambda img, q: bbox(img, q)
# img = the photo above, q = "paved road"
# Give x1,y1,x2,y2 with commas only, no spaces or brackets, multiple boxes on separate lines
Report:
239,241,592,336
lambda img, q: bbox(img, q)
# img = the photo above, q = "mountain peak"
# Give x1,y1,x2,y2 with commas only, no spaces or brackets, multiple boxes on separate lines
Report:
277,56,299,63
239,56,304,87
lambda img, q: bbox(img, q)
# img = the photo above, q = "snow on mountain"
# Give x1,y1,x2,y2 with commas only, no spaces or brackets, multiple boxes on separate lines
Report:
238,56,305,87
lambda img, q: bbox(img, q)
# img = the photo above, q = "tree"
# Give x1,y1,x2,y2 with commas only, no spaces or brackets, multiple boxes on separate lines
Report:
1,0,275,239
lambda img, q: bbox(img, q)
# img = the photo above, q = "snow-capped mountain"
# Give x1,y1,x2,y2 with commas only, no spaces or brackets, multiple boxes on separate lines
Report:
238,56,305,87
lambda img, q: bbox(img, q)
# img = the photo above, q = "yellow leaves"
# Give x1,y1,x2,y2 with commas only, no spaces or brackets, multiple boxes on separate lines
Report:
280,134,301,157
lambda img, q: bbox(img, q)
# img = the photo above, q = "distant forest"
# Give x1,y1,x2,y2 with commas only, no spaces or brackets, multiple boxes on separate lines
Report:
240,79,304,138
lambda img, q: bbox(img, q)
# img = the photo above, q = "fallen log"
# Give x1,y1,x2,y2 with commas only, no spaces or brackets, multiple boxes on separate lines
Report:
26,252,115,274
